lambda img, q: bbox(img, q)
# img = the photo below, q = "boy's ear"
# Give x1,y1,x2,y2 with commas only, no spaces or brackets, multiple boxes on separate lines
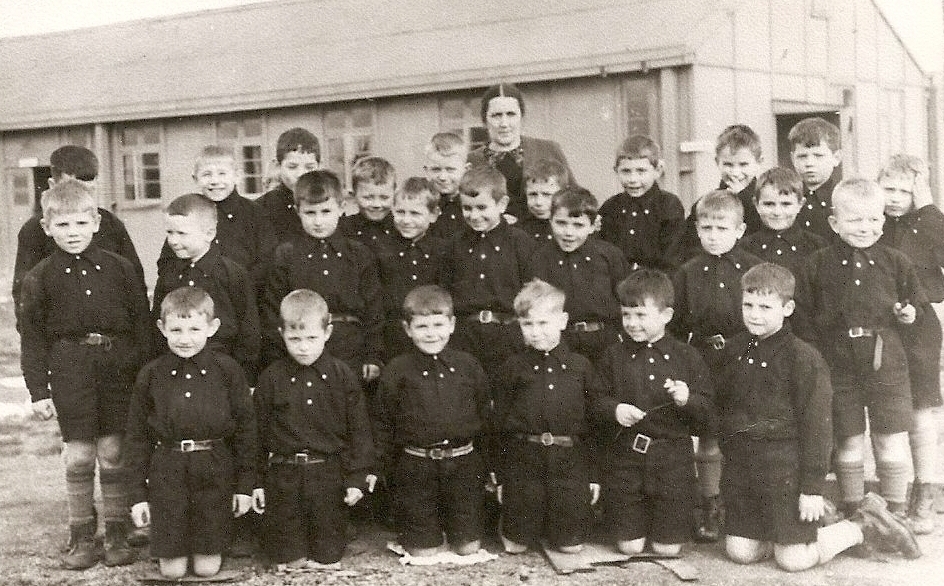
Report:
401,320,410,335
447,315,456,334
661,306,675,323
655,160,665,177
156,319,165,336
497,195,510,213
735,222,747,239
48,177,57,188
831,149,843,166
783,299,796,317
91,211,102,234
557,311,570,331
827,214,839,234
324,323,334,341
207,318,221,338
40,217,51,236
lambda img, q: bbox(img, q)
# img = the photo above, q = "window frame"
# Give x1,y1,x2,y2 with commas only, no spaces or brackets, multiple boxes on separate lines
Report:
215,116,267,198
117,123,165,207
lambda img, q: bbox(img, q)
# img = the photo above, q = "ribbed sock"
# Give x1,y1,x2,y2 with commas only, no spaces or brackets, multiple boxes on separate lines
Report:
816,520,863,563
98,467,128,523
695,451,722,497
876,460,910,508
835,460,865,508
66,463,96,526
911,410,939,482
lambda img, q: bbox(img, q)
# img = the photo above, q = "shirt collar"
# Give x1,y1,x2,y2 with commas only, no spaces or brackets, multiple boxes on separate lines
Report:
167,347,216,372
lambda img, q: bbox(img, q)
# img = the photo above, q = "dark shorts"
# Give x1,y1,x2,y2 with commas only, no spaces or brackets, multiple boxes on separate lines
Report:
601,436,695,544
451,320,524,382
901,310,943,409
499,439,592,548
391,448,484,550
721,438,817,545
830,334,913,437
149,448,234,559
262,456,346,564
48,338,139,441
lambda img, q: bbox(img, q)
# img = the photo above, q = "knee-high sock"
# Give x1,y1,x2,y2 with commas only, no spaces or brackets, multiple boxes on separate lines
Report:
835,460,864,508
695,451,722,497
98,467,128,523
66,463,96,526
911,412,939,483
876,460,909,508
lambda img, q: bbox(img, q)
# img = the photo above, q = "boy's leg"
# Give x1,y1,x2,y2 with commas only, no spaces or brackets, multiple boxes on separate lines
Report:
499,442,545,552
192,553,223,577
725,535,772,565
834,435,866,514
62,440,102,570
261,464,308,564
909,407,939,533
442,453,485,555
872,432,911,514
602,457,647,553
303,460,347,564
694,437,722,541
158,556,189,579
546,444,593,552
97,433,134,566
392,454,446,555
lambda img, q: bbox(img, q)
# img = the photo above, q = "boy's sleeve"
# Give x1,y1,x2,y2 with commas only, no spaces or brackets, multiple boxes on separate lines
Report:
125,365,155,505
488,356,514,483
124,258,153,366
590,347,620,424
260,243,292,367
470,356,495,474
341,366,376,488
12,219,47,322
249,203,278,295
514,229,538,279
794,343,833,495
18,268,51,401
252,369,272,489
229,261,262,382
151,273,170,359
677,348,715,433
358,251,385,367
666,268,690,340
227,362,257,496
373,365,398,475
791,256,819,344
658,194,686,271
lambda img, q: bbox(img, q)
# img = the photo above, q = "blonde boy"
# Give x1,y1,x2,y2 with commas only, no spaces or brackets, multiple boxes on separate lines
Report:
425,132,469,240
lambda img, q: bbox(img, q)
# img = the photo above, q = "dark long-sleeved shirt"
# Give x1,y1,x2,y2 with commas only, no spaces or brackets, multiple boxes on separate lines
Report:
254,354,374,488
261,231,383,366
599,184,685,271
377,233,447,318
880,205,944,303
256,183,305,245
717,326,833,494
669,248,762,343
19,245,151,401
428,195,466,241
375,347,490,468
442,221,536,316
339,213,399,256
12,208,144,320
738,224,826,278
796,173,838,241
593,335,713,441
125,349,257,502
152,245,260,374
527,238,628,325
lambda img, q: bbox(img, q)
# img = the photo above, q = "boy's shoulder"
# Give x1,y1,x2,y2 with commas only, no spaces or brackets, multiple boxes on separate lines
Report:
257,183,292,206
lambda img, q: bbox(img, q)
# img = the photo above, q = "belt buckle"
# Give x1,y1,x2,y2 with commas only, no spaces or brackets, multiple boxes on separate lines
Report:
708,334,726,350
88,333,104,345
632,433,651,454
428,447,445,460
848,327,866,338
180,439,195,452
573,322,588,332
540,432,554,446
294,452,309,464
478,310,493,324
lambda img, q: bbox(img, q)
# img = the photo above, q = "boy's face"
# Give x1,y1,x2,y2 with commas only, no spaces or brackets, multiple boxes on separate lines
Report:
696,212,745,256
525,178,560,219
158,313,220,359
742,290,794,340
281,318,332,366
518,301,568,352
278,151,320,193
42,210,101,255
790,141,841,191
424,151,467,196
194,158,237,201
551,208,594,252
392,196,438,240
615,157,660,197
621,298,673,343
829,196,885,249
403,313,455,355
354,180,395,221
165,213,214,260
716,146,762,194
755,185,803,232
879,174,915,218
298,198,342,239
460,189,508,232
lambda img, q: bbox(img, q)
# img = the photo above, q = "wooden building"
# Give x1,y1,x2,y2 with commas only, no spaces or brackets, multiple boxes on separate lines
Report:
0,0,932,290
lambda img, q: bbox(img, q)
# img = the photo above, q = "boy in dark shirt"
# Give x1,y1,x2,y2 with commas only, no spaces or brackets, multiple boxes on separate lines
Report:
670,189,762,542
593,270,712,556
158,146,277,292
794,178,926,520
261,170,383,379
153,193,260,379
256,127,321,245
443,165,537,376
720,263,920,570
599,135,684,271
739,167,825,277
127,287,257,579
378,177,447,361
339,156,398,255
529,186,627,361
13,145,144,325
518,159,570,243
253,289,374,569
789,117,843,240
425,132,469,240
878,154,944,534
375,285,490,557
493,279,599,554
19,179,150,569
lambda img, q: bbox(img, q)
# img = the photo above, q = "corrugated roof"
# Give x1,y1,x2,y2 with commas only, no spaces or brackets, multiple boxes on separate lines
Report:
0,0,714,130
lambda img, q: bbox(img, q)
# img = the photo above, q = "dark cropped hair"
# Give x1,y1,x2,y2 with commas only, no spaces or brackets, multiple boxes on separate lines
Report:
402,285,454,320
551,186,598,221
695,189,744,223
715,124,762,160
742,263,795,302
50,145,98,181
788,117,840,152
524,158,570,187
276,127,321,163
460,165,507,202
616,269,674,309
295,170,343,206
755,167,803,201
352,156,396,192
480,82,525,122
615,135,661,168
395,177,439,212
165,193,217,227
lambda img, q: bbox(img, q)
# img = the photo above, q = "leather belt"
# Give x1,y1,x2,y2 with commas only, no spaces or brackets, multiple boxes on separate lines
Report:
518,432,574,447
569,322,604,333
268,451,327,465
156,438,223,452
466,310,516,325
330,314,362,325
77,332,113,349
404,442,474,460
847,327,876,338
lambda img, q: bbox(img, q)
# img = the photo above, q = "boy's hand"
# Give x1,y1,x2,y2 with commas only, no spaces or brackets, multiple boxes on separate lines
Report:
365,474,378,493
615,403,646,427
251,488,266,514
798,493,825,522
344,487,364,506
589,483,600,506
131,502,151,528
31,398,56,421
232,494,252,517
362,364,381,381
894,302,916,324
664,378,689,406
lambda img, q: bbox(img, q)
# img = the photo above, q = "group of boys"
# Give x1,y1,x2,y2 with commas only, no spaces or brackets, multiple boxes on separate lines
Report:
13,112,940,577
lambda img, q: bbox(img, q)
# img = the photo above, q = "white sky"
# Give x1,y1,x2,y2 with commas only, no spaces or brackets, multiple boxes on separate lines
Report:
0,0,941,72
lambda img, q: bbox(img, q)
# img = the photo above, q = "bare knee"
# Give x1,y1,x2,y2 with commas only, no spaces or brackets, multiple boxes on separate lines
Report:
725,535,769,565
96,434,123,468
774,543,818,572
192,554,222,577
64,440,96,471
872,432,909,461
835,434,865,461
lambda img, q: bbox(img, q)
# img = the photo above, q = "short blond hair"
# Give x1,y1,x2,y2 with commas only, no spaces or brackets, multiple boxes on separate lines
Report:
280,289,330,331
40,178,98,220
